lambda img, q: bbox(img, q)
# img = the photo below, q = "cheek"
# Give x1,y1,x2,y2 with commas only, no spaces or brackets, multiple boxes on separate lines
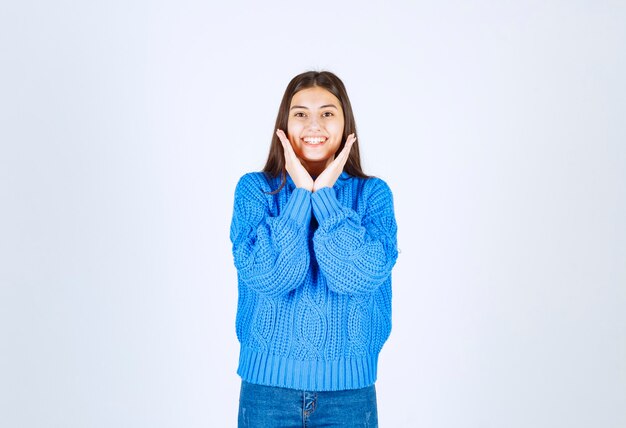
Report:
331,125,344,142
287,122,300,141
330,119,344,135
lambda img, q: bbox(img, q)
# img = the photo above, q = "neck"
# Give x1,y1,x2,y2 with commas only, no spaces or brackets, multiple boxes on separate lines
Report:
303,159,332,178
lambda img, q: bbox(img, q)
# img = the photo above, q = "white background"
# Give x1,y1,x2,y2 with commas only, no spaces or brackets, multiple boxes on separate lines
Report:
1,1,625,427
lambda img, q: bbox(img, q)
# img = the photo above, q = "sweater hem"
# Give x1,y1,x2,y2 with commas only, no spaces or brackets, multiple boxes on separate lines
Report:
237,346,378,391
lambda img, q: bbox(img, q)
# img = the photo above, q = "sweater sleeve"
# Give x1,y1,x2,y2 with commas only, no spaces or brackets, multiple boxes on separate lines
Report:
311,178,398,296
230,173,312,297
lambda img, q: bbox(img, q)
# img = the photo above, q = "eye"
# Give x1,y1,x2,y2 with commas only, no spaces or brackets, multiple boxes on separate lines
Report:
293,111,306,118
322,111,334,117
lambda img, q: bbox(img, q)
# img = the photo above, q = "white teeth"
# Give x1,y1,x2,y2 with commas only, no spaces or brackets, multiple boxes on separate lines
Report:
303,137,326,144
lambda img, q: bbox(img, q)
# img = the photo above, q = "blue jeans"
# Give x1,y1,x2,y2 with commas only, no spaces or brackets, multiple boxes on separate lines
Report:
238,380,378,427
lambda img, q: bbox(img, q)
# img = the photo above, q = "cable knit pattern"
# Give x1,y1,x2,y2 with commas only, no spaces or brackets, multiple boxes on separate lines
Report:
230,171,398,391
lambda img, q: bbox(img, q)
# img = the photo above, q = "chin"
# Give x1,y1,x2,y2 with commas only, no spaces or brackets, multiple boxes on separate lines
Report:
303,159,331,166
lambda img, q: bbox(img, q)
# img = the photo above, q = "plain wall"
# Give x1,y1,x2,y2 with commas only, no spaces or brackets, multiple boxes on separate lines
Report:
1,1,624,427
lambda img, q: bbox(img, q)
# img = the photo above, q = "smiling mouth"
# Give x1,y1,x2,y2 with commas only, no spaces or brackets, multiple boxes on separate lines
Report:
302,137,327,145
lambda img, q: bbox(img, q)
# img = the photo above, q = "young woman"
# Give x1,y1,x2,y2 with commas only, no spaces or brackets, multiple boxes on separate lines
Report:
230,70,398,427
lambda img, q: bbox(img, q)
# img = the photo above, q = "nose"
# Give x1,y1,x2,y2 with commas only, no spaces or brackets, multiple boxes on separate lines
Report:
307,116,321,131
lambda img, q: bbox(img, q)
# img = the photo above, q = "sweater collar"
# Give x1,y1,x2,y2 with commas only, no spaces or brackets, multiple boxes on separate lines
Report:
286,171,351,190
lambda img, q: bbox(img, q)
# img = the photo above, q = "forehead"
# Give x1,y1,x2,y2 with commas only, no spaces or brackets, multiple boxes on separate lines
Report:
290,86,342,108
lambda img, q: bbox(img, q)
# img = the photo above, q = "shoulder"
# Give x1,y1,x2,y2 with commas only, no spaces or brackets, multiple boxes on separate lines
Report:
234,172,277,195
351,175,394,200
365,176,393,193
352,176,395,215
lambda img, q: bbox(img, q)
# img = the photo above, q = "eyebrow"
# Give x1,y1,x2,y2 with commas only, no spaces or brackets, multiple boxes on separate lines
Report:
290,104,338,110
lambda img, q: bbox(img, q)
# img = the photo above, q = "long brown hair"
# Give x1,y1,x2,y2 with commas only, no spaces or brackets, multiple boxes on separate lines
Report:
262,71,369,193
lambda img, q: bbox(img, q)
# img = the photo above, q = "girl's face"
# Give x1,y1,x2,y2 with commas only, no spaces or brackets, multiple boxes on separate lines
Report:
287,86,345,176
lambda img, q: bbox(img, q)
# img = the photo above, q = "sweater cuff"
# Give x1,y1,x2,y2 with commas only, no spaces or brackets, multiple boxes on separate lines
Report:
282,187,312,225
311,187,343,222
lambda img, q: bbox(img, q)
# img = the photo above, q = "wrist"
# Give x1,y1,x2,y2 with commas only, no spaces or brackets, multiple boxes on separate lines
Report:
313,176,336,192
290,173,313,191
312,183,330,192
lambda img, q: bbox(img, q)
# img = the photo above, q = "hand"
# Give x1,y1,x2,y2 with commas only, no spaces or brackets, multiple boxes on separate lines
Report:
276,129,314,191
313,134,356,192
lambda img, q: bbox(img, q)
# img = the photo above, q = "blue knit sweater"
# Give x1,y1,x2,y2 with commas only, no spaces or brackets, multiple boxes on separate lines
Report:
230,171,398,391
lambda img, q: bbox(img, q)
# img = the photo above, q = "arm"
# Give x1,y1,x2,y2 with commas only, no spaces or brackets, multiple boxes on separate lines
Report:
311,178,398,296
230,173,312,297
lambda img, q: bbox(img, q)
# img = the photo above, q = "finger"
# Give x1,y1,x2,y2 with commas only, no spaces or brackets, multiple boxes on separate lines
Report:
342,133,356,150
346,133,357,148
345,135,356,152
332,134,354,158
278,129,299,155
276,129,289,147
276,129,297,159
337,135,356,161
